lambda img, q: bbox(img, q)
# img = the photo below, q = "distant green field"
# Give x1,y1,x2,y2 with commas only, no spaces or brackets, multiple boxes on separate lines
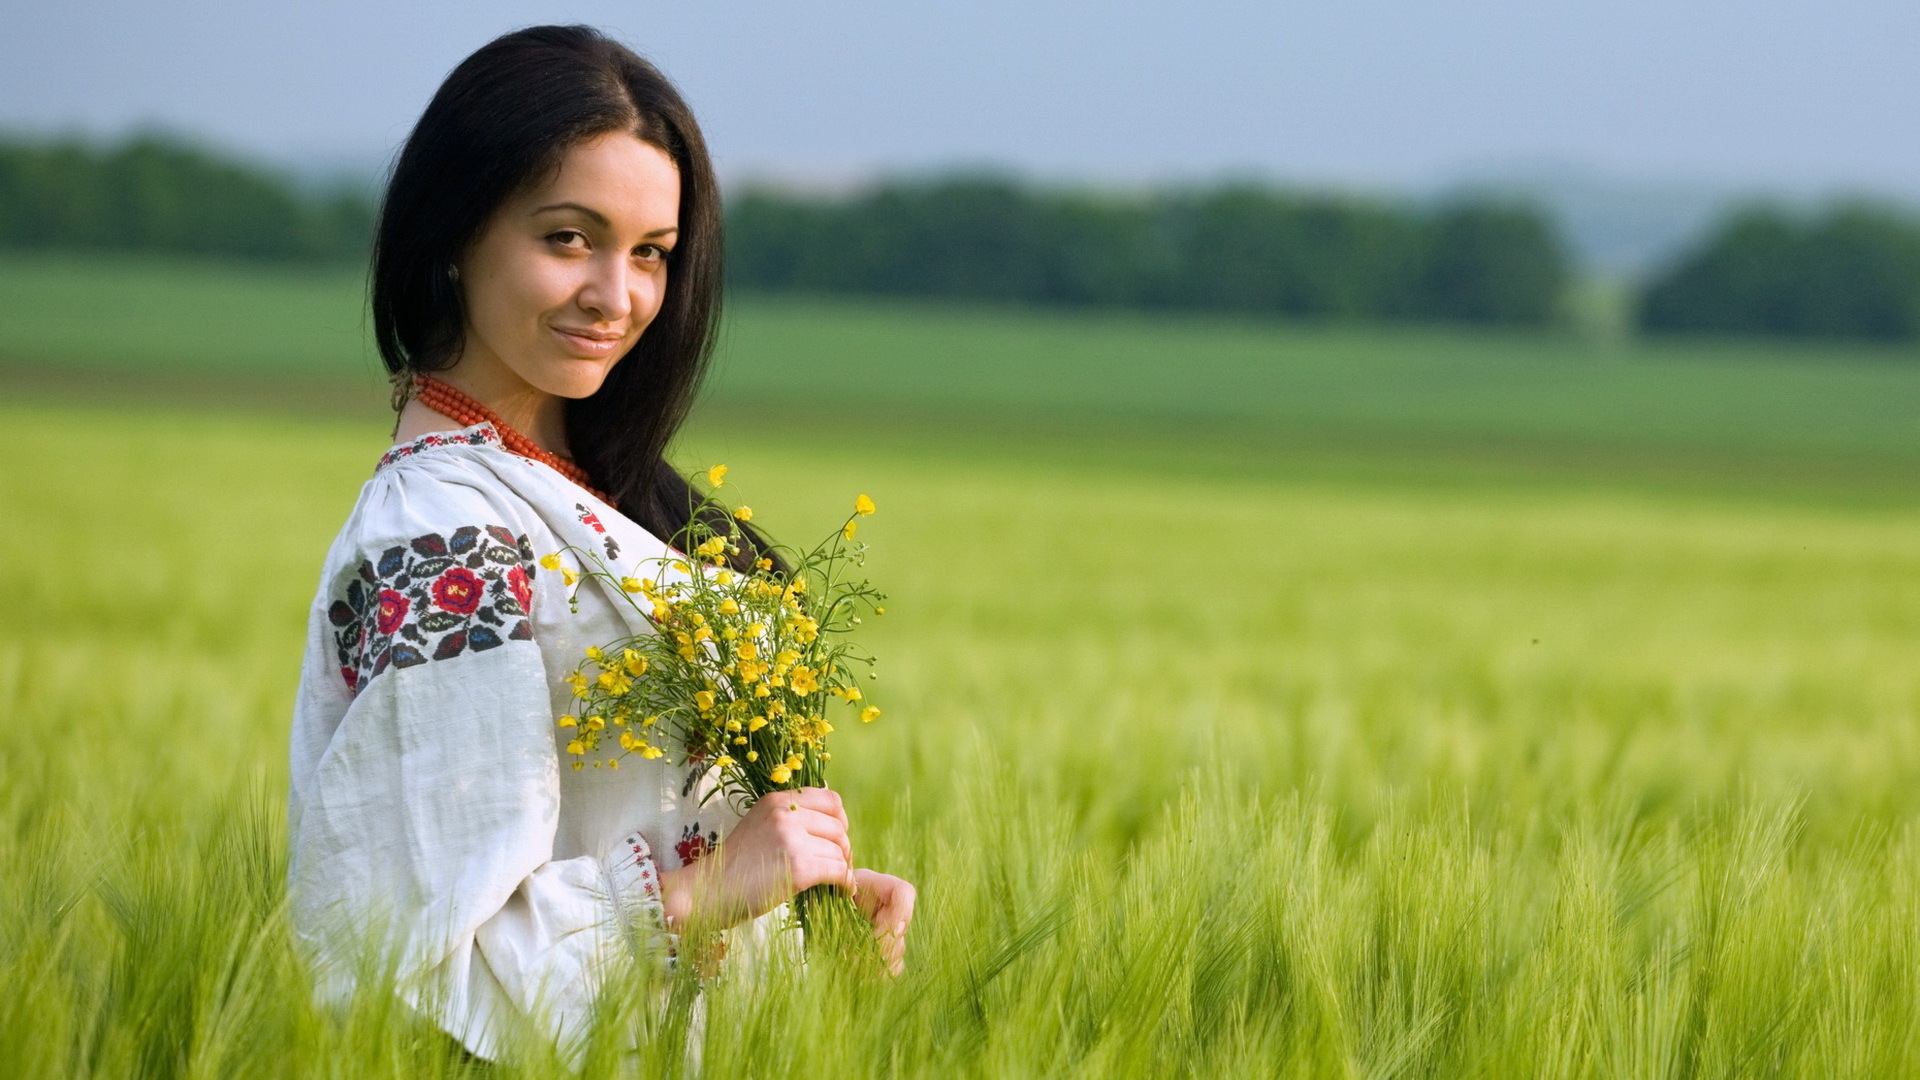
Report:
6,252,1920,499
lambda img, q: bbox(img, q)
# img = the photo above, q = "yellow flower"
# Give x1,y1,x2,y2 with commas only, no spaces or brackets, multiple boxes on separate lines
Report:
753,683,771,698
607,758,620,770
719,597,740,615
855,493,876,516
725,719,742,732
769,765,791,784
861,706,882,723
733,736,747,745
755,557,774,571
651,601,672,622
708,464,729,487
624,652,648,677
565,740,586,756
748,716,769,732
746,751,759,762
694,690,716,712
539,553,563,571
692,625,713,643
585,646,603,661
842,521,857,541
875,606,886,615
747,622,767,639
562,568,580,587
789,665,820,695
620,576,644,593
642,746,664,760
736,640,758,661
775,649,800,667
584,715,605,731
714,755,735,768
715,569,735,586
734,506,753,521
556,716,577,728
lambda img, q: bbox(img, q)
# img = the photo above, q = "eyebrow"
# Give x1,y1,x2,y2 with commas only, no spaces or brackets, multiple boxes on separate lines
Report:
532,202,678,238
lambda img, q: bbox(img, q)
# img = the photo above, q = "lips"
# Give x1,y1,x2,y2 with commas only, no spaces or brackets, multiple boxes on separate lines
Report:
551,325,626,357
554,326,621,342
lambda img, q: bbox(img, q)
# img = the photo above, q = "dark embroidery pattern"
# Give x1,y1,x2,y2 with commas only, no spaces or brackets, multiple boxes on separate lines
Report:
329,524,536,694
576,502,620,560
375,425,500,471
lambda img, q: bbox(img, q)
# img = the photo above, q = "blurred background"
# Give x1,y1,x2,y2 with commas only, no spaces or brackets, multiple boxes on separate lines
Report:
4,0,1920,409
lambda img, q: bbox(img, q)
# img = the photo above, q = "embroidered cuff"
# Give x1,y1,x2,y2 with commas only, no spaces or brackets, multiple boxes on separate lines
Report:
605,831,678,968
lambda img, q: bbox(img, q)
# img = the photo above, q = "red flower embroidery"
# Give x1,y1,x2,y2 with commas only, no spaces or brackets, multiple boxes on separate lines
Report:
506,565,533,612
375,589,409,635
676,826,713,865
432,567,485,615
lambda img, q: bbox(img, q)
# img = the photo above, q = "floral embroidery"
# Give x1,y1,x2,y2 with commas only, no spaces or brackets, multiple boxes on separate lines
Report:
617,832,662,899
328,524,537,694
675,823,718,866
376,424,501,471
576,502,621,560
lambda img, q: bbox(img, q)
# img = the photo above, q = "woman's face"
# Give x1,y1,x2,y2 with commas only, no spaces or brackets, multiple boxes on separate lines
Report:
451,131,682,401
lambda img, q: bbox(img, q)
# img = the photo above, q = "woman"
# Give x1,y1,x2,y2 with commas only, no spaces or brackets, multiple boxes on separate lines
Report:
287,24,915,1062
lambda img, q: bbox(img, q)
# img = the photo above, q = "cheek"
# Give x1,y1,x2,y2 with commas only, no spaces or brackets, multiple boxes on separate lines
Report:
471,257,579,339
638,267,671,320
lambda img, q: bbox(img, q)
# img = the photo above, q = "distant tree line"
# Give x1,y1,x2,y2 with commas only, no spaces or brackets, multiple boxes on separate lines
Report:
0,132,374,262
727,177,1570,326
1637,204,1920,341
15,132,1916,344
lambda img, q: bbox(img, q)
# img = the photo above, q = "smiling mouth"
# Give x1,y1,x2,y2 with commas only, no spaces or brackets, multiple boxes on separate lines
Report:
552,326,626,356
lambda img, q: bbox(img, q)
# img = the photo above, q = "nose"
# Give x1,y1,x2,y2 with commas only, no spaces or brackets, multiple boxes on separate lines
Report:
576,254,635,324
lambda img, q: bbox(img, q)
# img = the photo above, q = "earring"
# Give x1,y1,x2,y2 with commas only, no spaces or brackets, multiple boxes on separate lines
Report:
446,263,460,281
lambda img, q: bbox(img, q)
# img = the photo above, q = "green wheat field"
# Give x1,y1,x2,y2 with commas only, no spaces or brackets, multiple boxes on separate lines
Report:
4,253,1920,1077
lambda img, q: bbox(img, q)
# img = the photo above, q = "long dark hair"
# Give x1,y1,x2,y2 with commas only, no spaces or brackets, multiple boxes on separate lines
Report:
371,24,774,570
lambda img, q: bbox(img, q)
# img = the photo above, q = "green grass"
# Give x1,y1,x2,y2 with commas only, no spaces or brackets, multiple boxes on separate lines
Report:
5,389,1920,1076
7,251,1920,489
5,252,1920,1075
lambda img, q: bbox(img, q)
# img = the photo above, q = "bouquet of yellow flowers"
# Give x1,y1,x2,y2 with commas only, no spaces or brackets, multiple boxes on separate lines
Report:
542,465,884,934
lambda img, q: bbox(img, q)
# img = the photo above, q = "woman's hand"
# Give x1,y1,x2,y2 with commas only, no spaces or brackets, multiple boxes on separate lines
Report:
658,786,854,936
852,868,916,976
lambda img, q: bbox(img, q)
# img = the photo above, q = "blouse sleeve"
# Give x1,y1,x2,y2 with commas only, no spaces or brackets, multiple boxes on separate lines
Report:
287,468,673,1061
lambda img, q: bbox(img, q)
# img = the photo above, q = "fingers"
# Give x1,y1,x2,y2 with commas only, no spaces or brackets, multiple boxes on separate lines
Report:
789,786,848,830
772,802,852,868
791,836,856,892
853,870,915,976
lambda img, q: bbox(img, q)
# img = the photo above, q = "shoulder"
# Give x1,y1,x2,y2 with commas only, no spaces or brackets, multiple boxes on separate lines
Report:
349,423,547,550
317,425,550,694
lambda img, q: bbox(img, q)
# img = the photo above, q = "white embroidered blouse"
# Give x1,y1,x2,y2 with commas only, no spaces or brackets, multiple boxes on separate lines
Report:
287,422,760,1059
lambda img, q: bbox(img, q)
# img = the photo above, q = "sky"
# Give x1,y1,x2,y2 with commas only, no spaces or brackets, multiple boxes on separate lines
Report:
3,0,1917,198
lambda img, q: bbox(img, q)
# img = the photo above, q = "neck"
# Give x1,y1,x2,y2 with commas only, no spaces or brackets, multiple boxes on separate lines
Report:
429,366,571,459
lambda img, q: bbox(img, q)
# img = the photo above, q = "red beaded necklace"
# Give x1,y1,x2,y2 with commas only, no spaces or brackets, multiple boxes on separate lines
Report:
411,374,610,502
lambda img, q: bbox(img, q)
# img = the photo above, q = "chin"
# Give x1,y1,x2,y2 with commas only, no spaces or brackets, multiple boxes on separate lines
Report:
534,360,620,400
